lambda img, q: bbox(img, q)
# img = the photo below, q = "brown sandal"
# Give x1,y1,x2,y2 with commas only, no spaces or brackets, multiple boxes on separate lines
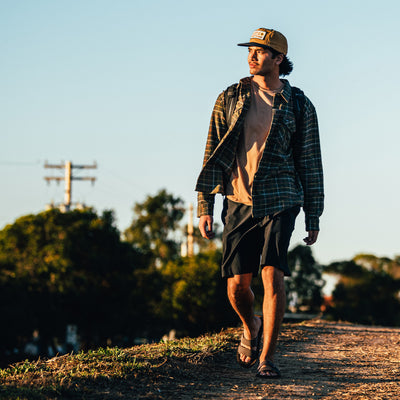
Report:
236,317,263,368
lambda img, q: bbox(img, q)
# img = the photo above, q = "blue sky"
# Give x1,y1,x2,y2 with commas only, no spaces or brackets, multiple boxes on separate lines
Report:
1,0,399,265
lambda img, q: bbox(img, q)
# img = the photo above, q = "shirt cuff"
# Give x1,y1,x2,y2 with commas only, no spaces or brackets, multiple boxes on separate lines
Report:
305,216,320,232
197,193,215,217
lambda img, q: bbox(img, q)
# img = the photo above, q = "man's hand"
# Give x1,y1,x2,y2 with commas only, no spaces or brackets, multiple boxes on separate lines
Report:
303,231,319,246
199,215,215,239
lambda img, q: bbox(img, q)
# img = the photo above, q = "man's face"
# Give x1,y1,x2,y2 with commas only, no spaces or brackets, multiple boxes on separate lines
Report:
247,46,280,76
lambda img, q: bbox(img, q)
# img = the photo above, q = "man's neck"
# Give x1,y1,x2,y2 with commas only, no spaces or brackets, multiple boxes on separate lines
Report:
252,74,282,91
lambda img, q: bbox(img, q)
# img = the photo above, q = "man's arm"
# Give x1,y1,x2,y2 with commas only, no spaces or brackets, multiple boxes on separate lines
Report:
293,97,324,234
196,90,228,232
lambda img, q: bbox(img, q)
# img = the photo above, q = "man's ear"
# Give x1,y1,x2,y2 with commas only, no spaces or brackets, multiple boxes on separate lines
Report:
275,53,284,66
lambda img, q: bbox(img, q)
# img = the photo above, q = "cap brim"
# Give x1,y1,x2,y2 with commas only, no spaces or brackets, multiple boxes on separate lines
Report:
237,42,269,48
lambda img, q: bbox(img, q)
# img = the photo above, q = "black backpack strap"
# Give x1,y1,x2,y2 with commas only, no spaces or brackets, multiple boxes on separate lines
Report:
224,83,306,134
224,83,239,127
291,86,306,132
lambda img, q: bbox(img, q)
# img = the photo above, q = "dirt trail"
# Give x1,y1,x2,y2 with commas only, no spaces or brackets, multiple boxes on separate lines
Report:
136,320,400,400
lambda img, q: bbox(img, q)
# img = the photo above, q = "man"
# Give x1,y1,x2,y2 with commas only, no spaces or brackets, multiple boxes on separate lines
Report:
195,28,324,378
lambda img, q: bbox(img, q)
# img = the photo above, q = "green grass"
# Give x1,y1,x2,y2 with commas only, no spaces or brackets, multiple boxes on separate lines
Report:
0,328,238,400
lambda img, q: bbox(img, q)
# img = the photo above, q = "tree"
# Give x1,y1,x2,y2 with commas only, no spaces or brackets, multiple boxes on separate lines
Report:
325,255,400,326
286,245,325,313
0,208,141,355
124,189,185,267
353,253,400,279
156,250,236,336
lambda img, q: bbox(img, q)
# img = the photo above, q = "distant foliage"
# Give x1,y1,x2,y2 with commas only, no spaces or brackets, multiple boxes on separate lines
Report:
325,254,400,326
7,188,385,363
0,209,141,355
124,189,185,267
286,245,325,313
157,250,236,336
0,190,233,363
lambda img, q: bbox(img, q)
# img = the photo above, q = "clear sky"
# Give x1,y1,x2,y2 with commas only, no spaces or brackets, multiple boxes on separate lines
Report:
1,0,399,266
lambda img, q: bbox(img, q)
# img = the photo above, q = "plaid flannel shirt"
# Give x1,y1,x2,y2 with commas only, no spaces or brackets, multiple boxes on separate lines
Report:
195,77,324,231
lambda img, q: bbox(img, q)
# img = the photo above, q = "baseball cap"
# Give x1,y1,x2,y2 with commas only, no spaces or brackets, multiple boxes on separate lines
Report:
238,28,288,55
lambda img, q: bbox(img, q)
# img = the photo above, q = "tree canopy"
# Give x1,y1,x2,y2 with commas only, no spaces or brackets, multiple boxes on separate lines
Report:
124,189,185,267
324,254,400,326
0,208,140,354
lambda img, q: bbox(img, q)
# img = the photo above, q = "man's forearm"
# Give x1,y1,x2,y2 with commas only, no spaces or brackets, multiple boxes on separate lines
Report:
197,192,215,217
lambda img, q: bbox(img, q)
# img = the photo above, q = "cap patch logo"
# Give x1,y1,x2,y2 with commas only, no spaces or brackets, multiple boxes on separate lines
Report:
251,30,266,40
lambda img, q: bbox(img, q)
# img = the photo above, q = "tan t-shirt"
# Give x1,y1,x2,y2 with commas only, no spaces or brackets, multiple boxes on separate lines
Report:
226,79,283,205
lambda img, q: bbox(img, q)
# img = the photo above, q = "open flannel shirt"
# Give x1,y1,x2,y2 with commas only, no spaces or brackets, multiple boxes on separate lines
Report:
195,77,324,232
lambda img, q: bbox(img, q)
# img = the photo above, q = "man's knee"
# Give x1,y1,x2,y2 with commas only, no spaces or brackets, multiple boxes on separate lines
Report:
227,273,253,295
261,266,285,291
261,265,284,279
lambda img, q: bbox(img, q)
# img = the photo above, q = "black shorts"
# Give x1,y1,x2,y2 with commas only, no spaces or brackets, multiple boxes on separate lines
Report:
221,199,300,278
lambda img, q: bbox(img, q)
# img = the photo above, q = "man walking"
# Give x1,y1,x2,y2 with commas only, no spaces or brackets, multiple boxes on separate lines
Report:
195,28,324,378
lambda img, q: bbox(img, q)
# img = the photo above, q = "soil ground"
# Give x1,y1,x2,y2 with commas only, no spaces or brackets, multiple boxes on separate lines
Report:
133,319,400,400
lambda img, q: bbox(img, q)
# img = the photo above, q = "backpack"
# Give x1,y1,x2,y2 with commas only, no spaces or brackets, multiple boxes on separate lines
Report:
224,83,306,135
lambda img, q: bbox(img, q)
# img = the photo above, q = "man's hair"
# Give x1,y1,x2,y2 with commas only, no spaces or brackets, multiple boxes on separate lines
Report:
267,46,293,76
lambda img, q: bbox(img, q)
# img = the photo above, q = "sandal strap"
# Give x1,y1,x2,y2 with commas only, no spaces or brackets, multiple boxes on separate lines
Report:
240,335,258,348
257,360,281,376
238,335,257,357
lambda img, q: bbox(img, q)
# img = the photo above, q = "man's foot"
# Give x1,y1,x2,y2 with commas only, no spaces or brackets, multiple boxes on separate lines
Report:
256,359,281,379
236,316,263,368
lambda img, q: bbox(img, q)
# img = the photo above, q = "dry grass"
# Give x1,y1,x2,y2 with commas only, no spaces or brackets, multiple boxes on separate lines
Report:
0,329,238,399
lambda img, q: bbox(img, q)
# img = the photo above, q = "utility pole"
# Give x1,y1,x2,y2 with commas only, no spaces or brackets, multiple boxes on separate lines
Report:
187,203,194,257
180,203,195,257
44,161,97,211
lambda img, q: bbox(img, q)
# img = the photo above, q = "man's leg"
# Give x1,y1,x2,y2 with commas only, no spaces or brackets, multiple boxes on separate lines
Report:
227,273,262,363
259,266,286,373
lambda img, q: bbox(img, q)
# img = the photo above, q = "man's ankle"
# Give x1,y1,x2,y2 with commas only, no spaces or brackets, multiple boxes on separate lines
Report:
244,315,261,339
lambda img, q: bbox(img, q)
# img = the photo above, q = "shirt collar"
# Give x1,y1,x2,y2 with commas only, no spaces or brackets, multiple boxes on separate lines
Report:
240,77,292,103
277,79,291,103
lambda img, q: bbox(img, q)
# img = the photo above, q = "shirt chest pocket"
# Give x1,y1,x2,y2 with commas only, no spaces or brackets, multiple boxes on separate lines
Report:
268,115,297,153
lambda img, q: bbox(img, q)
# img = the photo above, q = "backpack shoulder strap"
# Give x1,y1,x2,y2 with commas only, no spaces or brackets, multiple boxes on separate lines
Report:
291,86,306,131
224,83,240,127
224,84,306,134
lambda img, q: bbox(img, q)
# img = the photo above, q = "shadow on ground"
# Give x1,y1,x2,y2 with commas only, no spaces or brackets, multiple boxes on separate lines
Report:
135,321,400,400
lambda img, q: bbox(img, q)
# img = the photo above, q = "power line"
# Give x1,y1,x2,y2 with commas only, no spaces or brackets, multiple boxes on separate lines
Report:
0,160,41,166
